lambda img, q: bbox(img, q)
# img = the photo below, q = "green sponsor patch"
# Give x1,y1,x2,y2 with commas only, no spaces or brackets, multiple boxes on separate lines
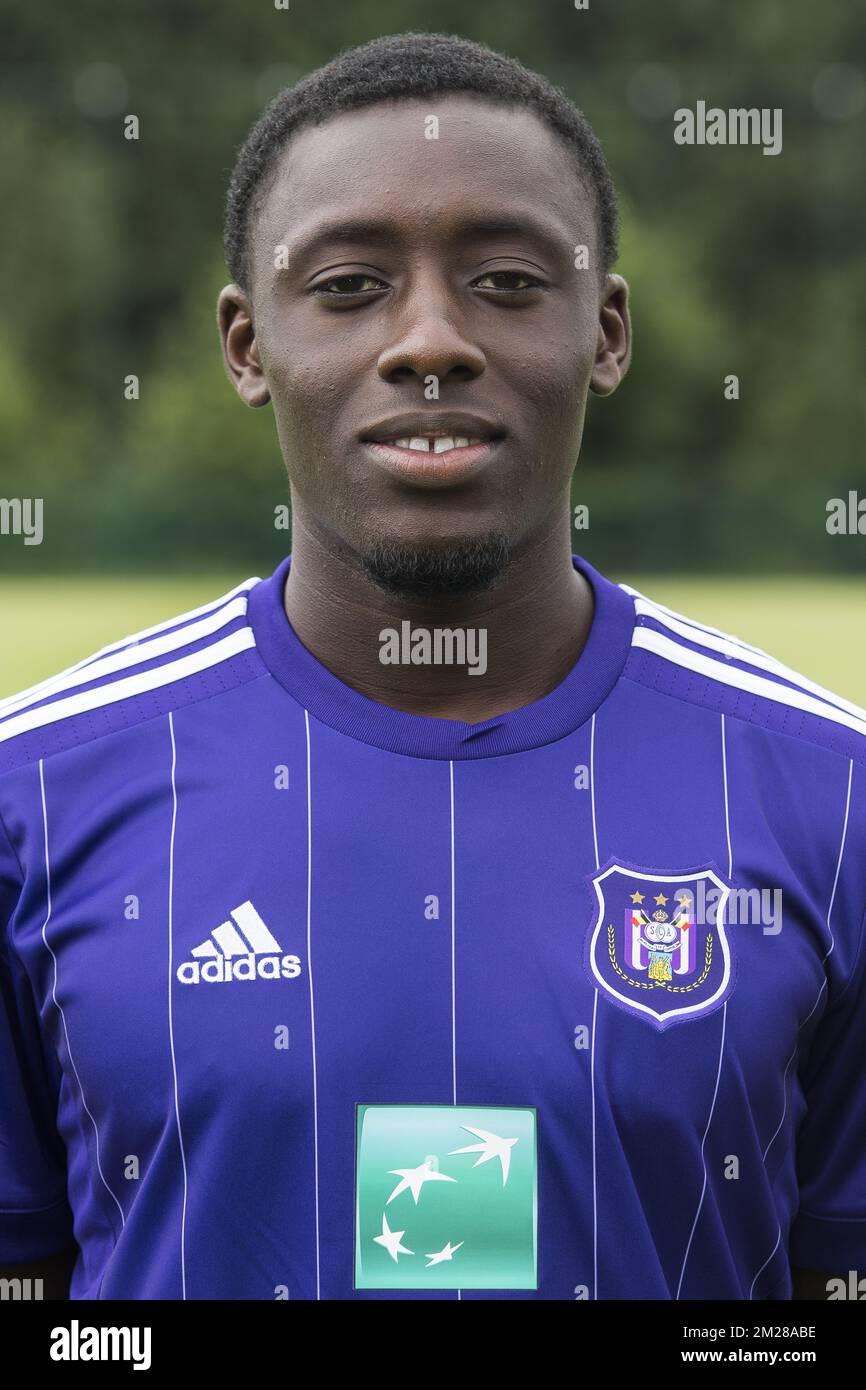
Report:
354,1104,537,1290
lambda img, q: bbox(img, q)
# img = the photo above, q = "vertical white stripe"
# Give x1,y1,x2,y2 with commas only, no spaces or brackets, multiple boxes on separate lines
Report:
589,713,599,872
38,761,126,1239
721,714,732,879
449,760,460,1302
590,987,599,1302
825,758,852,953
676,1001,728,1299
449,761,456,1106
304,709,320,1300
166,712,188,1299
589,713,599,1299
675,713,732,1299
754,757,853,1292
760,757,851,1165
749,1222,781,1300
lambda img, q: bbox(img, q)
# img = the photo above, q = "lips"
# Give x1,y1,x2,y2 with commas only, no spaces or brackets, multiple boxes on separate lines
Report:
362,436,502,488
358,414,505,487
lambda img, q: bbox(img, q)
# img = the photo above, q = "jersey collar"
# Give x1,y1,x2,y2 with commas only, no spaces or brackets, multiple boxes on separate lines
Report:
248,552,635,759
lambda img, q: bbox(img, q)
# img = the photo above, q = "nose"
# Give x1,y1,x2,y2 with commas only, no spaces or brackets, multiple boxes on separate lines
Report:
376,285,486,386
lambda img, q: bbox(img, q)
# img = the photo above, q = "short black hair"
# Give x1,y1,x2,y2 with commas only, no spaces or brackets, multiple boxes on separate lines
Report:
223,32,619,293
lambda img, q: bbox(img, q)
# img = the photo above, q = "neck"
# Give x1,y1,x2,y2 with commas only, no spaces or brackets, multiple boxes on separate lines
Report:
282,510,594,724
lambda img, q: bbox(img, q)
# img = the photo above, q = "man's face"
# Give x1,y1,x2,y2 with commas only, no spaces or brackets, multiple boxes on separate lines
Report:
221,94,630,591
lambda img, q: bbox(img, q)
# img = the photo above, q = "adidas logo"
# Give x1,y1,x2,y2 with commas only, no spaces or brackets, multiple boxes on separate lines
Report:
176,901,302,985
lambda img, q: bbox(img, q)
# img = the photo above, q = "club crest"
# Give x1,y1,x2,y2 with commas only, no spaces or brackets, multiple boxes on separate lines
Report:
584,861,736,1029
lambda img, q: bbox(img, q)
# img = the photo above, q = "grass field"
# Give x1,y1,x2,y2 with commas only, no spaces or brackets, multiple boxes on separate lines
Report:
1,573,865,706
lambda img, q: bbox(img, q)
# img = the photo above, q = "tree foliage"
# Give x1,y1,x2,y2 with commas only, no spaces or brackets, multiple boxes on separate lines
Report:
1,0,864,573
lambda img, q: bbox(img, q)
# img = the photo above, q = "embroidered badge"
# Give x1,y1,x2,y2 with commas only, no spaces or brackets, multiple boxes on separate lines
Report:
584,861,735,1029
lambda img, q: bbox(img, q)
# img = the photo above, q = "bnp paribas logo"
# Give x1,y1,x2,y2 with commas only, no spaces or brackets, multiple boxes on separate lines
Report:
354,1104,537,1291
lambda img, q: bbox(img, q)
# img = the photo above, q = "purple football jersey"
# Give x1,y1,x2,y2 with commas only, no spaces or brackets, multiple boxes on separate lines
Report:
1,555,864,1299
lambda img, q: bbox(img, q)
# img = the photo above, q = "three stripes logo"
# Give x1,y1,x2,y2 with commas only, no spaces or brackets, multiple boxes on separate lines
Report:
176,900,302,985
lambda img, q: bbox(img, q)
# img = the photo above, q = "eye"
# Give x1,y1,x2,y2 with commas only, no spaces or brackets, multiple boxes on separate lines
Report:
473,270,544,292
313,274,388,297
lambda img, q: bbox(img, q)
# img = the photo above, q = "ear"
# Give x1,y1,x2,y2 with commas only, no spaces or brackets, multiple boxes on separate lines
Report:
216,284,271,408
590,274,632,397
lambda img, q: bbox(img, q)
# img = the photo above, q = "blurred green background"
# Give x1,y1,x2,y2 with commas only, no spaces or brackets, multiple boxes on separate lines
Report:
1,1,864,699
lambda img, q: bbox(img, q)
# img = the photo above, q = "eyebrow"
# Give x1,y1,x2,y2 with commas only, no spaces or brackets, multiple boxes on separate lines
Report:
282,211,570,265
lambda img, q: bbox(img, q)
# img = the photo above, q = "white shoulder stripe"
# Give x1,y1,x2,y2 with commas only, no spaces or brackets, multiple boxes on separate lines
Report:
0,577,261,717
620,583,770,659
0,628,257,746
632,625,866,742
631,595,866,725
0,594,251,724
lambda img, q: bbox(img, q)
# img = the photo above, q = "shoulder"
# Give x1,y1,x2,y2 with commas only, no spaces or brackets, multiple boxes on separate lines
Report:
619,580,866,771
0,577,266,776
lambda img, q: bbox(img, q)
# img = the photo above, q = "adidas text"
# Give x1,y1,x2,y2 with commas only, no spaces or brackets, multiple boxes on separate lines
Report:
177,953,301,985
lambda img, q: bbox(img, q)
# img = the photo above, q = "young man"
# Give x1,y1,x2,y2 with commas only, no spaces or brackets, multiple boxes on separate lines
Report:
1,33,864,1301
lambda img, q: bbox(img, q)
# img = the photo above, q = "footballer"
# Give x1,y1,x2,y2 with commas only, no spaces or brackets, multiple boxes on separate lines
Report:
1,33,864,1300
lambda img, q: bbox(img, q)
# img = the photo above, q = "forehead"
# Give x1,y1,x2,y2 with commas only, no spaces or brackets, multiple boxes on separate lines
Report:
252,94,596,267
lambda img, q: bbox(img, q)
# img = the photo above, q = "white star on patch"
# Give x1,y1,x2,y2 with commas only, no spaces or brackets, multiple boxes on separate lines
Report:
425,1240,464,1267
448,1126,518,1186
373,1213,413,1262
386,1158,458,1205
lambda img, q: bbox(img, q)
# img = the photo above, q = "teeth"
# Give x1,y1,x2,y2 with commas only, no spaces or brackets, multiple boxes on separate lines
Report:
384,435,485,452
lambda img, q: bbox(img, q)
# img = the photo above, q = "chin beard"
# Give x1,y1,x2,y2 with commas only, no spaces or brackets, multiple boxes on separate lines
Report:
359,533,512,599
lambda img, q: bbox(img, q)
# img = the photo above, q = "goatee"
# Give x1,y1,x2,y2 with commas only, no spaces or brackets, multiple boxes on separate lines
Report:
360,533,511,599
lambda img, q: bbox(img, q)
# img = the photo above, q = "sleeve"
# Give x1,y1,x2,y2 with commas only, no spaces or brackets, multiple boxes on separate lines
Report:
789,901,866,1273
0,808,74,1263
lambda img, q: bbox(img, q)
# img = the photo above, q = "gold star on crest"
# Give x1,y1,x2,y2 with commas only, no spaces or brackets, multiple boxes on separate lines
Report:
654,893,669,905
630,890,645,904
